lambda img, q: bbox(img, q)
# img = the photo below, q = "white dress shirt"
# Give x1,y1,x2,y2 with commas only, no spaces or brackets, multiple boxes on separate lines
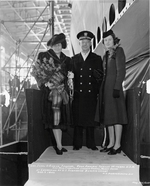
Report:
81,50,90,61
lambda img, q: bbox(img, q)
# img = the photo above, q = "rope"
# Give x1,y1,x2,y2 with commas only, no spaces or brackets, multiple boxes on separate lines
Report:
0,152,27,155
140,155,150,159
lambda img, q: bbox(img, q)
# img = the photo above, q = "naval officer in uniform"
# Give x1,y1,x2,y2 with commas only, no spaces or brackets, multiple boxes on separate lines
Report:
70,30,103,150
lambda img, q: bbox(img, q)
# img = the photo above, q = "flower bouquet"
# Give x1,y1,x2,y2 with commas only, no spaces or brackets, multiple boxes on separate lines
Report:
31,57,65,87
31,56,70,104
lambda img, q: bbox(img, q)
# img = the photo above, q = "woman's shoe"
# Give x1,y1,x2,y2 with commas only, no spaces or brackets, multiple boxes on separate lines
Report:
108,147,121,155
100,147,107,152
61,147,67,152
100,146,114,152
55,147,63,155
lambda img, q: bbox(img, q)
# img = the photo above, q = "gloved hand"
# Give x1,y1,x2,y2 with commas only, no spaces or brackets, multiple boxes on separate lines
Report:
93,69,103,81
113,89,120,98
67,71,74,79
67,71,74,90
45,82,54,89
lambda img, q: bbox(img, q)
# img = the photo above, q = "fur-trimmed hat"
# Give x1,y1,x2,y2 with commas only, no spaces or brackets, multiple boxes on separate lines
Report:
47,33,67,49
77,30,94,40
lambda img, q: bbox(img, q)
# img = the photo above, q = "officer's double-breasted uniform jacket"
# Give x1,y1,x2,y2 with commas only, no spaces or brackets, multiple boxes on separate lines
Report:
71,51,103,127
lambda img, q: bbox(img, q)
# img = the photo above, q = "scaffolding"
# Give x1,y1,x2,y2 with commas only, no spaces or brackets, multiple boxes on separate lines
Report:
0,1,59,146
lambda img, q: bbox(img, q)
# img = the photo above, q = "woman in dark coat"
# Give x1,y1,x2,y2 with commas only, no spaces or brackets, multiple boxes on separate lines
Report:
99,30,128,155
34,33,71,155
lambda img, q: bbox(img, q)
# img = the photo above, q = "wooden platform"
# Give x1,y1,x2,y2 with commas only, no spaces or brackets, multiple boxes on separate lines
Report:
25,146,142,186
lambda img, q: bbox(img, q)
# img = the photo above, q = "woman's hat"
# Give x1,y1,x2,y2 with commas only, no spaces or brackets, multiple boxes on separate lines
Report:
103,29,120,44
103,29,114,38
77,30,94,40
47,33,67,49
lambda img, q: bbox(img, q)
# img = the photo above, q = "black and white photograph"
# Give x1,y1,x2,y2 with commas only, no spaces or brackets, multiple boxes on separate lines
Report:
0,0,149,186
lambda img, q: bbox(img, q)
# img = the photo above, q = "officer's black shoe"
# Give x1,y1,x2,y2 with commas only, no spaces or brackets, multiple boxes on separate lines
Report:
73,146,80,150
87,146,98,150
90,146,98,150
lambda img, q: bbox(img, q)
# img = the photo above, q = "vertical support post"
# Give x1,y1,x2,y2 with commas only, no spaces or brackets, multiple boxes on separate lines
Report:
14,41,19,141
51,0,54,36
49,1,54,37
0,20,3,145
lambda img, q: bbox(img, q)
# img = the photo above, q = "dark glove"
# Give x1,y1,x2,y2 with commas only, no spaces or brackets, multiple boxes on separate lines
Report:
113,89,120,98
93,69,103,81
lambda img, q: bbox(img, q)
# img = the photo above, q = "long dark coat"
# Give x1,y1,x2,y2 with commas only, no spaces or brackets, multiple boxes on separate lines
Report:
71,52,103,127
95,47,128,126
37,49,72,130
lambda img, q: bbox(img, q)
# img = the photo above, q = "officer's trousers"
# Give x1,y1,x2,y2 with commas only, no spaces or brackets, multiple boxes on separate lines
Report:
73,126,96,148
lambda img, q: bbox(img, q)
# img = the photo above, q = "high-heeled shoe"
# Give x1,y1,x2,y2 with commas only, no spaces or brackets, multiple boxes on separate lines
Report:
100,146,114,152
61,147,67,152
100,147,107,152
108,147,121,155
55,147,63,155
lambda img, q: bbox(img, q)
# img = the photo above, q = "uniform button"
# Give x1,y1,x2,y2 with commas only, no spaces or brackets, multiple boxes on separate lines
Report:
80,82,82,84
89,75,91,77
80,90,82,92
88,90,91,92
89,82,91,85
80,75,82,77
80,68,83,70
89,68,92,70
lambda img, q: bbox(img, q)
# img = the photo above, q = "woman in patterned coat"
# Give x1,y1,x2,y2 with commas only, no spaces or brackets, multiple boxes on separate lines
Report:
97,30,128,155
35,33,71,155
